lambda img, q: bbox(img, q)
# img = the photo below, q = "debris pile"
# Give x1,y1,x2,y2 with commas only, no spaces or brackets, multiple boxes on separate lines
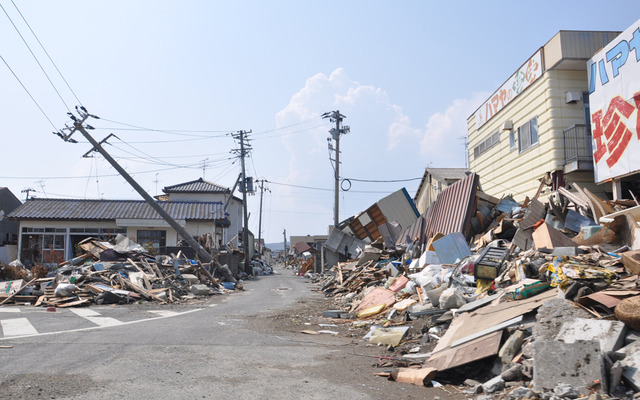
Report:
0,234,241,308
313,175,640,398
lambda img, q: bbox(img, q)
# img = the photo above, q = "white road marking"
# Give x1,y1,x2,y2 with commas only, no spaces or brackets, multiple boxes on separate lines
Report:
148,310,178,318
69,308,101,317
69,308,123,327
0,308,203,340
1,318,38,337
0,308,21,313
83,317,123,327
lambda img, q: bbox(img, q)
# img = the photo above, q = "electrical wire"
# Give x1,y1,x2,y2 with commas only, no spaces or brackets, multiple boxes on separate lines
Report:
0,52,57,129
97,117,231,138
342,176,423,183
0,2,71,112
9,0,83,107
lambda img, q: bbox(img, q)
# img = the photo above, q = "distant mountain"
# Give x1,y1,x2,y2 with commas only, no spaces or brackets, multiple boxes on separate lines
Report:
265,242,284,251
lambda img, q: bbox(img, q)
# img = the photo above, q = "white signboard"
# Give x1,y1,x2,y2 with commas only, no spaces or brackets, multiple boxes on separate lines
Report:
474,50,543,129
588,19,640,183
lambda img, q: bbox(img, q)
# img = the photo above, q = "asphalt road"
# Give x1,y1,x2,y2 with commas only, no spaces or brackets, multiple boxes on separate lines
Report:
0,267,415,400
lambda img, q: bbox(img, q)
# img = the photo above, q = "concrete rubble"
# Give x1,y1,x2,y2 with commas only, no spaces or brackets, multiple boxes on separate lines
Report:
0,234,256,307
294,173,640,398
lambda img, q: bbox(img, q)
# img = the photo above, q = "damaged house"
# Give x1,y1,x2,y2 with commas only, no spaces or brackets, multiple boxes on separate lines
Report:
467,30,624,201
323,188,420,268
8,181,232,267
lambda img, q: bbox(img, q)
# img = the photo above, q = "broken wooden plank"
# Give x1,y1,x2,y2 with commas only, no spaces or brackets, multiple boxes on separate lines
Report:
195,260,221,288
117,274,167,303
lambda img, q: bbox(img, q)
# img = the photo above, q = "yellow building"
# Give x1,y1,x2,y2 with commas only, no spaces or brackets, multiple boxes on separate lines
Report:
467,30,620,201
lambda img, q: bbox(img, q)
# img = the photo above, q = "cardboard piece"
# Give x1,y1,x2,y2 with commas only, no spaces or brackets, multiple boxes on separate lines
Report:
621,250,640,275
532,222,577,249
390,367,437,386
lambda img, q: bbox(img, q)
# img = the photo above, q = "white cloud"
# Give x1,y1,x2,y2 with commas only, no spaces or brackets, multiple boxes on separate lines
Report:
419,92,490,167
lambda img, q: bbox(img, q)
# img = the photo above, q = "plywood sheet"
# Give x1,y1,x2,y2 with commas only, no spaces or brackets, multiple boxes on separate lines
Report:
425,331,502,371
352,287,396,314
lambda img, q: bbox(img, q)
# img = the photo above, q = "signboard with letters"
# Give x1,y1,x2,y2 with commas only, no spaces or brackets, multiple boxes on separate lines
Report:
588,19,640,183
474,50,543,129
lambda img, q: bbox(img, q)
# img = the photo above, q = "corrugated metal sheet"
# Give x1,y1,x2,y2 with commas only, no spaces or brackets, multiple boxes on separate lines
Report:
163,178,229,194
421,172,479,244
8,199,225,221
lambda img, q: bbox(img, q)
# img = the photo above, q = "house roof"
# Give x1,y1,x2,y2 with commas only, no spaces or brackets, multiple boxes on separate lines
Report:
8,198,226,221
414,168,469,200
163,178,230,194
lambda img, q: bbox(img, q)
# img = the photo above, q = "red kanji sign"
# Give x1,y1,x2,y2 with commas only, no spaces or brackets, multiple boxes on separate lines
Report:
591,91,640,168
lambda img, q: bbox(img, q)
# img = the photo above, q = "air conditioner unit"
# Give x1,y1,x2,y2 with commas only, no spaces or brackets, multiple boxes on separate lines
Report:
501,120,513,130
565,91,582,104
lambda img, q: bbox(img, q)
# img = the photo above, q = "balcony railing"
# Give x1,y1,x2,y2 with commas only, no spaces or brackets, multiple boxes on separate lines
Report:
563,124,593,165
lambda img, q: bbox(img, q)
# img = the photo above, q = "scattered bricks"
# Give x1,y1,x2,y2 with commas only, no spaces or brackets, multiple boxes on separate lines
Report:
499,330,525,363
619,340,640,391
626,330,640,345
481,375,505,394
533,340,603,396
190,284,212,295
610,360,623,395
553,383,580,399
521,358,533,379
464,378,482,387
509,386,535,399
555,317,627,352
587,393,602,400
501,363,523,381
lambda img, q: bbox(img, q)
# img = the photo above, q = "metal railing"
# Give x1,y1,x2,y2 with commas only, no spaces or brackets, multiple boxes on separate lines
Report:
563,124,593,164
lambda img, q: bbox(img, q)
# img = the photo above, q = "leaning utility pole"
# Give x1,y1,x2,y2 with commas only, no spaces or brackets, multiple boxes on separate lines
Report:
55,107,213,263
322,110,349,227
256,179,269,256
231,130,252,274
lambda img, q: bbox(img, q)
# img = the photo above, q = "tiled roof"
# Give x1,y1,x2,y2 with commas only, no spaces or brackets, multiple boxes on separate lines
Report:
8,198,225,221
163,178,229,194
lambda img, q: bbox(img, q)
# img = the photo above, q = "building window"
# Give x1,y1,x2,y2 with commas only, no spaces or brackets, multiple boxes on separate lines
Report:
509,130,516,151
518,116,538,153
137,230,166,255
473,131,500,158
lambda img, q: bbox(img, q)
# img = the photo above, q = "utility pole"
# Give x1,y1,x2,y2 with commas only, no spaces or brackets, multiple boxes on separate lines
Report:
231,130,252,275
322,110,349,228
282,228,287,266
21,188,34,201
256,179,270,256
55,107,213,263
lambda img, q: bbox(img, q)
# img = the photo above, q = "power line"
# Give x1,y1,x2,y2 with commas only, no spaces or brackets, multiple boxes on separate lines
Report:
0,52,57,129
343,176,422,183
97,117,231,138
9,0,83,106
0,2,71,112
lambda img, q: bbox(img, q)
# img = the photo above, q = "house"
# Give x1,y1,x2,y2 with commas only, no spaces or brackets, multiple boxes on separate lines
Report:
290,234,329,273
324,188,420,267
0,187,22,263
160,178,243,248
467,30,621,201
414,168,469,215
9,197,228,267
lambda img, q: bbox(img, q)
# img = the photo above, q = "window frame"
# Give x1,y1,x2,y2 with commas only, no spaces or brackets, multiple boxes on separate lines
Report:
517,116,539,153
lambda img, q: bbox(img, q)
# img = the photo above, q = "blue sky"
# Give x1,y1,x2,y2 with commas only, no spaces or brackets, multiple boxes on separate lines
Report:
1,1,638,243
